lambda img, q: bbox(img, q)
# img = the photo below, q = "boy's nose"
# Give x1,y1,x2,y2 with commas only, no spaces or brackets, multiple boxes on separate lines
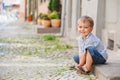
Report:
81,28,85,31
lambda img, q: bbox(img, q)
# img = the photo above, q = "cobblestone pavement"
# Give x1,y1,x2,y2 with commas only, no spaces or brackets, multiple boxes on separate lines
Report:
0,21,96,80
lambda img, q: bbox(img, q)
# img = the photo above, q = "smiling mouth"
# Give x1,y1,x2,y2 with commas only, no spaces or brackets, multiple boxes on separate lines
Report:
81,32,85,34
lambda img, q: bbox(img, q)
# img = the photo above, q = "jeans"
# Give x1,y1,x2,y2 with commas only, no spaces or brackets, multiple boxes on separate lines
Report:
73,46,106,64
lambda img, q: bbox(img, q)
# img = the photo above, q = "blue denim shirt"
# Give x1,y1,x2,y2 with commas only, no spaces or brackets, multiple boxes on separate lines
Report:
77,33,108,60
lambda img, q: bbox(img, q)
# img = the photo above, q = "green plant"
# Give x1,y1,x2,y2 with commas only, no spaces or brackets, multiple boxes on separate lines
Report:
42,35,56,41
48,0,61,12
41,14,50,20
38,13,43,19
48,0,53,12
52,0,61,12
50,11,60,19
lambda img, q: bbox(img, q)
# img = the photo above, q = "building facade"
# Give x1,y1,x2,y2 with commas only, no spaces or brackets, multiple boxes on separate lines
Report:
61,0,120,51
21,0,120,51
25,0,50,21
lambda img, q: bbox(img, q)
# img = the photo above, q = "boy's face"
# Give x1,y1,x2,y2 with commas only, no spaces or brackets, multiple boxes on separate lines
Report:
77,21,93,39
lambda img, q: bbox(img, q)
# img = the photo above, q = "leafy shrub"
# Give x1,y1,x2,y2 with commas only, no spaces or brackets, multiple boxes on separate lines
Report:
50,11,60,19
40,13,50,20
38,13,43,19
42,35,56,41
48,0,61,12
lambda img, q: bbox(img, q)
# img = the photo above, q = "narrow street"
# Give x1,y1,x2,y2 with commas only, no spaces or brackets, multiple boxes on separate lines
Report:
0,12,18,25
0,21,96,80
0,0,120,80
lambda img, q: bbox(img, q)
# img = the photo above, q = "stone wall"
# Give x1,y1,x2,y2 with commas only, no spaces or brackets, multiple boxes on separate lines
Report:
62,0,100,40
102,0,120,51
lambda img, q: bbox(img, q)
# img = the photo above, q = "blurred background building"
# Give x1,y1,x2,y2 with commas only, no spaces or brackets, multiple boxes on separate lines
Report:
0,0,120,52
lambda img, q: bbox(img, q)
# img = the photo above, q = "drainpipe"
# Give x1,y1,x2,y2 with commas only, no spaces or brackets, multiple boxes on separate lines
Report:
60,0,66,37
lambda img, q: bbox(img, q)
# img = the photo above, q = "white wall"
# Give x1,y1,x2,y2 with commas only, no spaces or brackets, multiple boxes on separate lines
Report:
38,1,49,14
82,0,98,34
103,0,120,50
105,0,120,31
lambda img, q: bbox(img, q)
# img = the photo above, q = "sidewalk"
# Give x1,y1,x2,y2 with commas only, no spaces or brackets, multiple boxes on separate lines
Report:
0,21,96,80
1,20,120,80
0,20,37,38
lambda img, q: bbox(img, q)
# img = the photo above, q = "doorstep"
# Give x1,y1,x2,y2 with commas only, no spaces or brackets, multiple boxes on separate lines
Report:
93,50,120,80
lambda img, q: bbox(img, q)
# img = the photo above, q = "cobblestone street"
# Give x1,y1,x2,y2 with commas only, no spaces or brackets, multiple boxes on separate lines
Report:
0,21,96,80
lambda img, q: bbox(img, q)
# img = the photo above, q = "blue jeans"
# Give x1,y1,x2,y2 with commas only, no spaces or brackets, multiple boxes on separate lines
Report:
73,46,106,64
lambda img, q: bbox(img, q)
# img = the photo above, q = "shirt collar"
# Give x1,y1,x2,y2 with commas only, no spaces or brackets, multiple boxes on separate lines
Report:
86,33,92,39
79,32,92,40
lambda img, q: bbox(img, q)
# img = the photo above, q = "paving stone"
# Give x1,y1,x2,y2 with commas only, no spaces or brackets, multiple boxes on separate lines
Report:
0,21,96,80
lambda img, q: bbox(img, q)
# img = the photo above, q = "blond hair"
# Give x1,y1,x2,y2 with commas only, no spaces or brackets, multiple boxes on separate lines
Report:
78,16,94,27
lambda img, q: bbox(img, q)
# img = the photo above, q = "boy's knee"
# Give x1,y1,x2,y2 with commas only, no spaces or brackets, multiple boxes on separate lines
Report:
86,46,95,50
73,53,79,64
86,46,95,55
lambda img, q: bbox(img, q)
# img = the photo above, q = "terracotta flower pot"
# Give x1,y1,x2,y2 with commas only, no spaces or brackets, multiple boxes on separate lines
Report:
27,14,33,22
42,20,51,28
51,19,61,28
27,17,32,22
37,18,42,25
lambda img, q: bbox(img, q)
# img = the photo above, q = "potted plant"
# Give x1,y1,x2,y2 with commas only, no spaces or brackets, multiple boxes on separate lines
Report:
50,11,61,28
27,14,33,22
37,13,43,25
41,14,51,28
48,0,61,13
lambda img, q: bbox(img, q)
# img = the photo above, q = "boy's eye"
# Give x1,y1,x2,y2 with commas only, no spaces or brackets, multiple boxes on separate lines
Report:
84,27,88,28
78,26,82,28
78,26,88,28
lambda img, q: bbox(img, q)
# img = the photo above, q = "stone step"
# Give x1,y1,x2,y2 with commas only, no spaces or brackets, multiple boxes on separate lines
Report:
36,26,60,34
93,50,120,80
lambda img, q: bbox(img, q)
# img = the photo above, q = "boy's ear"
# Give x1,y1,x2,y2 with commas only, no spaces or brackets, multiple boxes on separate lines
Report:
90,27,93,31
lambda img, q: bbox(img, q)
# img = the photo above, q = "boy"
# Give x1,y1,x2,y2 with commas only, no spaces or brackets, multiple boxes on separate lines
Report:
71,16,108,74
